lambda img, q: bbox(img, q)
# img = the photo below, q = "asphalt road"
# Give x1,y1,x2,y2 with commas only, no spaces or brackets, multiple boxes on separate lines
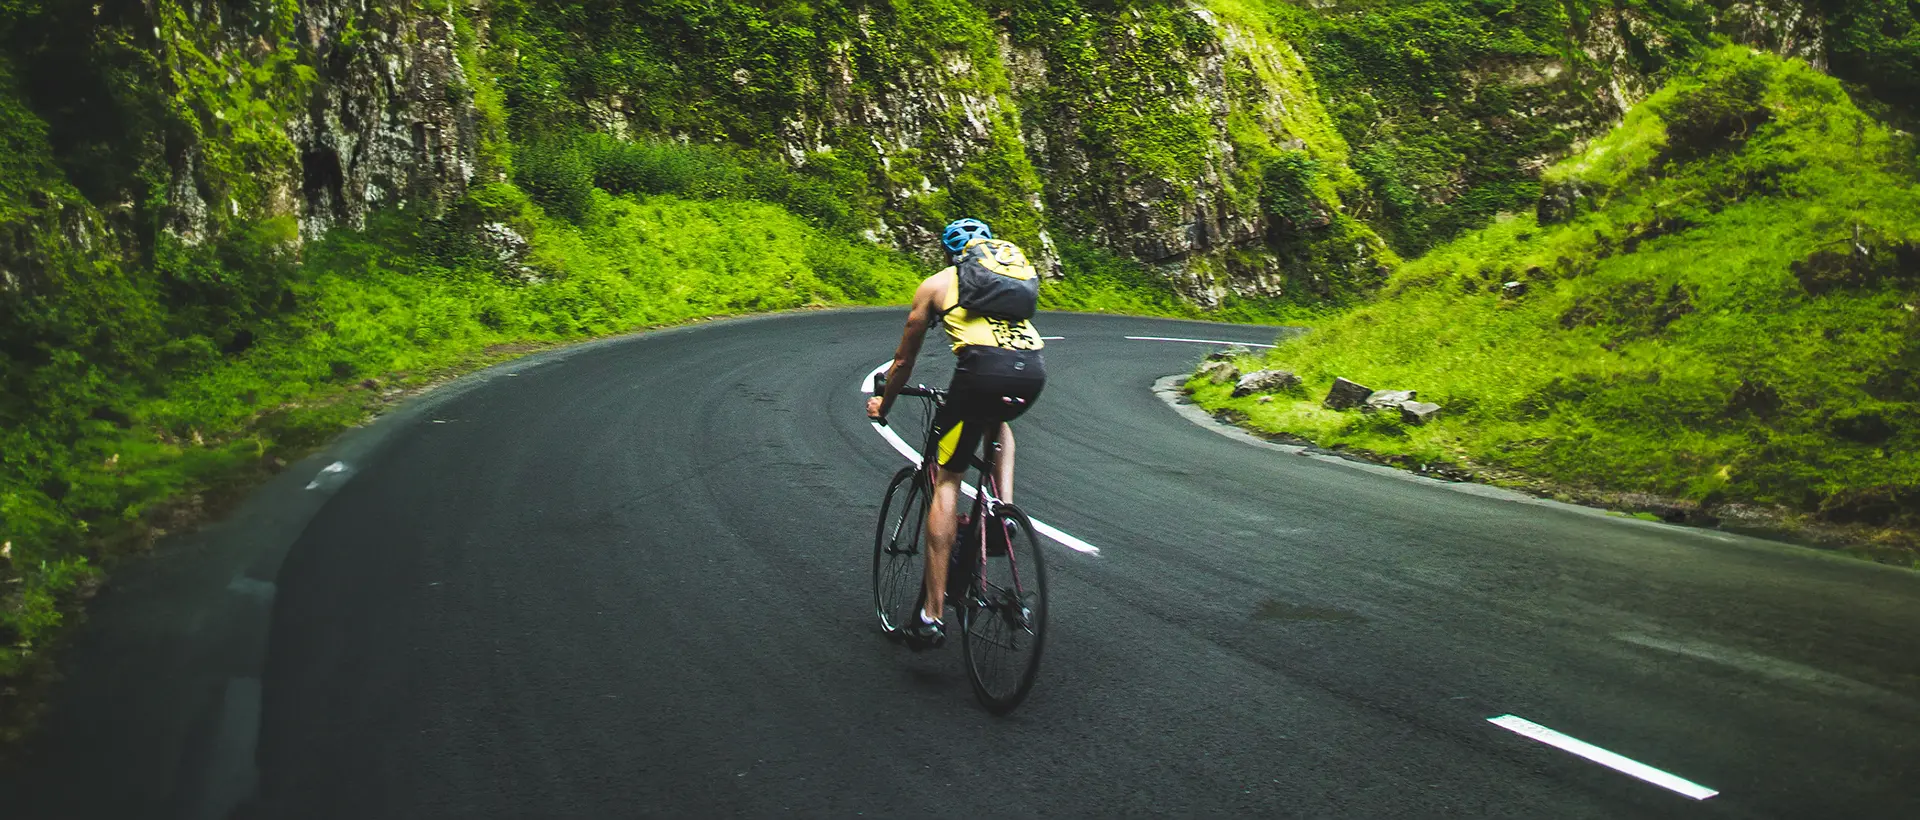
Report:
4,310,1917,818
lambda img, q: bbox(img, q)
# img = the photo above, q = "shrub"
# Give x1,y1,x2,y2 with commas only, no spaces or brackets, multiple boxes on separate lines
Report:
1260,151,1323,233
1663,59,1773,158
512,139,594,222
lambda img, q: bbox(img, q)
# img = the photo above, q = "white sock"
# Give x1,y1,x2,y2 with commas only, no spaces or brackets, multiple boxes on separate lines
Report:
920,609,942,625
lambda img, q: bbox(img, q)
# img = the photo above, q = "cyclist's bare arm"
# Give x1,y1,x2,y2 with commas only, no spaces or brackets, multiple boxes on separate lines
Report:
868,272,950,420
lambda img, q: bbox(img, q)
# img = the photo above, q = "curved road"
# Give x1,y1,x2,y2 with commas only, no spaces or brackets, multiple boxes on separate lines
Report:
5,310,1918,818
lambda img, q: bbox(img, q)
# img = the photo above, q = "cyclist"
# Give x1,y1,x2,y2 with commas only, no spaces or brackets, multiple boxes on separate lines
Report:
866,218,1046,649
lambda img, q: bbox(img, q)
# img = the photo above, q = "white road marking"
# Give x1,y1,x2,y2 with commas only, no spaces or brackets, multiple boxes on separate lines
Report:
1487,715,1719,801
1040,335,1065,340
1125,335,1277,348
226,575,276,603
304,461,350,490
188,677,261,820
860,363,1099,555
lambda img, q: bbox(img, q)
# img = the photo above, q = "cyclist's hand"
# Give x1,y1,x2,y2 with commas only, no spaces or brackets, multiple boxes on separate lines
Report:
865,395,887,425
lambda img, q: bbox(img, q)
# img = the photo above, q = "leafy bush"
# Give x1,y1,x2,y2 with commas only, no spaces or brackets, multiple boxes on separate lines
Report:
1662,59,1772,158
1824,0,1920,120
512,138,595,222
519,133,868,235
1260,151,1322,232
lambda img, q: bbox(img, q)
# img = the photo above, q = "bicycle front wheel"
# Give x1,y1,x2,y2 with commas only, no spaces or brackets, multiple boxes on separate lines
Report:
960,503,1048,714
872,466,929,638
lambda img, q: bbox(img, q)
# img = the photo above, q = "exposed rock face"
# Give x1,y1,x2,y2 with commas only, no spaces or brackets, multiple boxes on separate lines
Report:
761,2,1339,292
773,27,1057,270
288,0,477,240
1007,4,1361,304
15,0,1858,301
1569,3,1827,131
1712,1,1826,70
144,0,478,245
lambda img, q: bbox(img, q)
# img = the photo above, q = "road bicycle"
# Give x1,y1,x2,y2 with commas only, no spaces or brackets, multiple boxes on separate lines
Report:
870,377,1048,714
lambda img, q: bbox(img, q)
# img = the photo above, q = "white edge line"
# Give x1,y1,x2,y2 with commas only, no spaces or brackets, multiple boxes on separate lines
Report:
1488,715,1719,801
1124,335,1276,348
1039,335,1065,340
859,363,1099,556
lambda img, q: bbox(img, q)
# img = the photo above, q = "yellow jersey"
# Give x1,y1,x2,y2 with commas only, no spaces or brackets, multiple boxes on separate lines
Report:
937,267,1045,353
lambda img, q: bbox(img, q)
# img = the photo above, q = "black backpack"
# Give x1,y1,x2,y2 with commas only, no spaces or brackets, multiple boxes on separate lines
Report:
953,238,1040,320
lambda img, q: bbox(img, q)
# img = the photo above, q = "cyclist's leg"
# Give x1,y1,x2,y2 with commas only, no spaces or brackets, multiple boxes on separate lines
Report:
994,423,1015,503
923,462,965,622
922,404,986,624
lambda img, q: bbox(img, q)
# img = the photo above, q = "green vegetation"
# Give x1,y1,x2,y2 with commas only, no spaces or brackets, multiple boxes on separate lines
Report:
1824,0,1920,122
0,183,920,690
1240,0,1920,259
488,0,1047,248
998,1,1220,192
0,0,933,726
1301,0,1596,253
1043,240,1310,323
1191,49,1920,559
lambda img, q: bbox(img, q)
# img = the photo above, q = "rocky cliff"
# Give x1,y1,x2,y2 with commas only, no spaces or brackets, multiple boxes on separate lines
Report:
8,0,1913,311
481,0,1920,304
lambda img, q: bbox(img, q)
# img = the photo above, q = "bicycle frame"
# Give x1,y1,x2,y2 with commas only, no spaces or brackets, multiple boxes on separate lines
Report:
907,395,1028,613
875,378,1049,712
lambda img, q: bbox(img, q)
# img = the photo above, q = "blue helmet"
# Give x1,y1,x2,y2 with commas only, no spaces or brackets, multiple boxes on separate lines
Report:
940,218,993,254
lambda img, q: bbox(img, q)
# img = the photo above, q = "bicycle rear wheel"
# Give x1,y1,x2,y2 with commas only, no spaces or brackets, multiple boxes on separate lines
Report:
872,466,929,638
960,503,1048,713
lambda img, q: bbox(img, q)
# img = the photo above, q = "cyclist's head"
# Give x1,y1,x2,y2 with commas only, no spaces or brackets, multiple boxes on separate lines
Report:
940,218,992,255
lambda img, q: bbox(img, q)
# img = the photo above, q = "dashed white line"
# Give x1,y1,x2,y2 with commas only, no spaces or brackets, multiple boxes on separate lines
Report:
859,362,1099,555
1124,335,1276,348
304,461,350,491
1488,715,1719,800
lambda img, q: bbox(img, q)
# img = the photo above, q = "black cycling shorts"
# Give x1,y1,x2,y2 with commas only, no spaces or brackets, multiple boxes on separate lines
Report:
929,346,1046,470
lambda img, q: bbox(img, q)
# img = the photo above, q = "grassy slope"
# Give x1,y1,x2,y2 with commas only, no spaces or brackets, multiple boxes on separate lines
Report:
1189,48,1920,560
0,180,923,686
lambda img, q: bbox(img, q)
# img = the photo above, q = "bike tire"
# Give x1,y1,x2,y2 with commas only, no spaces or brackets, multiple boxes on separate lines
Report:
960,503,1048,714
872,465,929,638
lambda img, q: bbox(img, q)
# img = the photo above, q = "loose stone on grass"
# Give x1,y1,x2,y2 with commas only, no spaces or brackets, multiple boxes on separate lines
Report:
1233,369,1301,397
1324,377,1373,410
1206,345,1252,362
1400,401,1442,425
1363,389,1416,413
1196,360,1240,385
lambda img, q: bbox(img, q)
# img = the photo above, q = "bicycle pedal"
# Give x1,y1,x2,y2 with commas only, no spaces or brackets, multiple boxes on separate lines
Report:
1009,604,1033,631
